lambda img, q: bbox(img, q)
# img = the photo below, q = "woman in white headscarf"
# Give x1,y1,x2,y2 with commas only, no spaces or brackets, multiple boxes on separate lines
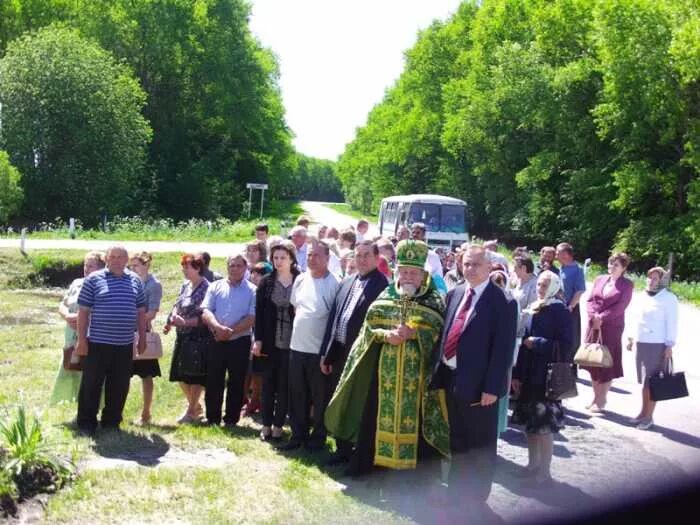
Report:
511,270,573,486
626,267,678,430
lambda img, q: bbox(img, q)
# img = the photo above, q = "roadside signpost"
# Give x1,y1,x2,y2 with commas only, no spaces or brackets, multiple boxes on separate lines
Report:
246,182,268,219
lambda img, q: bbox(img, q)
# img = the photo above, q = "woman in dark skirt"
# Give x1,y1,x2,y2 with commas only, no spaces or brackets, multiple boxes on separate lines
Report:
165,253,211,424
129,251,163,425
252,241,300,441
512,270,573,486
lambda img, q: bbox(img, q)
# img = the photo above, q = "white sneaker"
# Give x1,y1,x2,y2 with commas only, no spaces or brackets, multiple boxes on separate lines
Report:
629,415,645,425
637,419,654,430
177,413,193,424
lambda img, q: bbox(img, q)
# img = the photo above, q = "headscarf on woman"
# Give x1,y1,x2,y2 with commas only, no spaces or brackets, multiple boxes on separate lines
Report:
526,270,563,314
646,266,670,296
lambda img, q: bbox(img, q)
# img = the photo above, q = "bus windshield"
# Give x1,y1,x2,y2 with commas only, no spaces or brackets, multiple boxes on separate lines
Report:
407,203,465,233
440,204,465,233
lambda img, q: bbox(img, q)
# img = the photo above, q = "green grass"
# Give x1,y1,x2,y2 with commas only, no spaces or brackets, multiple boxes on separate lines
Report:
0,248,408,523
1,200,304,243
324,203,379,224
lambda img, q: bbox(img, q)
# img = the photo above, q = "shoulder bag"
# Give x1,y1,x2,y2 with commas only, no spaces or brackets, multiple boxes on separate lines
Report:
546,341,578,400
573,328,613,368
649,358,688,401
133,331,164,360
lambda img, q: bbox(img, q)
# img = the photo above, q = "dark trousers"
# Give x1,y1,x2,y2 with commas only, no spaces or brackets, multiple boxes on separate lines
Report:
261,347,290,428
288,350,327,446
205,337,250,425
77,341,133,432
445,373,499,503
326,340,353,457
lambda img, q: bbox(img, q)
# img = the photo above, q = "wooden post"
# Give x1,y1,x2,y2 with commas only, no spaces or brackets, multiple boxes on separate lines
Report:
20,227,27,256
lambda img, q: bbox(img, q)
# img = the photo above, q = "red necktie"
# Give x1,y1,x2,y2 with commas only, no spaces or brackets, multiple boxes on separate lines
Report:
443,288,475,361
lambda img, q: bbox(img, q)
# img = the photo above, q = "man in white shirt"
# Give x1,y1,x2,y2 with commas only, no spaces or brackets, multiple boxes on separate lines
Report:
290,225,308,272
411,222,443,277
280,240,340,451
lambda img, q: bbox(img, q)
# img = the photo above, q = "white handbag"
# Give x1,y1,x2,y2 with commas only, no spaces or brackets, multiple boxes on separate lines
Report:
133,331,163,360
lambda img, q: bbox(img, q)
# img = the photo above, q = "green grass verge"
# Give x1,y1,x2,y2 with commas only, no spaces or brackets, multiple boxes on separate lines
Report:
324,203,379,224
1,201,303,243
0,248,410,523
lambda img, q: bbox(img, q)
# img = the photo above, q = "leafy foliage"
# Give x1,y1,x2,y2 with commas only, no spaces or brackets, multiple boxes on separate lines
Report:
337,0,700,279
0,151,23,223
0,1,341,225
0,26,151,224
0,406,73,499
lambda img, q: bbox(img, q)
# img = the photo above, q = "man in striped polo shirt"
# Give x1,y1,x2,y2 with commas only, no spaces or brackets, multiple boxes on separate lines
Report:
76,245,147,435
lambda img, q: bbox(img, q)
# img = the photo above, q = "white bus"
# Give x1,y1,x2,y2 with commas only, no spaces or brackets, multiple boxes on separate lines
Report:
377,194,469,249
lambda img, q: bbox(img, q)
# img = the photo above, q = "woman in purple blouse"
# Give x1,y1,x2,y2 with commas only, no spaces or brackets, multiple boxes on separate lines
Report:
583,253,634,413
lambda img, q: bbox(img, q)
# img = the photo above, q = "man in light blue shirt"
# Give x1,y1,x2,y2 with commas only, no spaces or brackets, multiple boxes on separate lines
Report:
201,254,256,427
557,242,586,352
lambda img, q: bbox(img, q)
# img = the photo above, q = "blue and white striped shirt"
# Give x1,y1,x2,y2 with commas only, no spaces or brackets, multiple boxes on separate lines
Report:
78,268,146,345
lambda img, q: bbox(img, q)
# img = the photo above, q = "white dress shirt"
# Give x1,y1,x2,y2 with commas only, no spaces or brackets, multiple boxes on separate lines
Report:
443,279,490,369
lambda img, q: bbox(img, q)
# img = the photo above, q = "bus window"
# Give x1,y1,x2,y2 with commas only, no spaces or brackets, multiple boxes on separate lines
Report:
440,205,466,233
408,204,439,231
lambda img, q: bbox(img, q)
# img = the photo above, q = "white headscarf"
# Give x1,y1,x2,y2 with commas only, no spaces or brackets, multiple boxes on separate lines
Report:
526,270,563,313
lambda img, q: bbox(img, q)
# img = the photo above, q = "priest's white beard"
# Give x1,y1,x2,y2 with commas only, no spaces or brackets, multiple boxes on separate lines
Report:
398,282,417,296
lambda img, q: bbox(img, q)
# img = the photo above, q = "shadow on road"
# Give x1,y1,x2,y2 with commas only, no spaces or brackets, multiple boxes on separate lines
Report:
495,457,598,510
600,410,700,449
500,428,574,459
576,377,631,394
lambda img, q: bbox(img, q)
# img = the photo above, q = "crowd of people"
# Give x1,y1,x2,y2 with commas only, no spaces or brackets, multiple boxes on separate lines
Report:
51,215,680,517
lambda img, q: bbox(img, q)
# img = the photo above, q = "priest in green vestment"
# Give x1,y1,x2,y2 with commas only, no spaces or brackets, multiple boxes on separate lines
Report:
325,240,450,472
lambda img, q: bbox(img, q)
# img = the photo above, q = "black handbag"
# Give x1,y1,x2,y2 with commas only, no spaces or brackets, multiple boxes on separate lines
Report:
649,358,688,402
546,341,578,401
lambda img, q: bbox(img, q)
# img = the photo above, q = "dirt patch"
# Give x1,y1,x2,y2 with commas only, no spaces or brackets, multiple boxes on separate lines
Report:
83,447,237,471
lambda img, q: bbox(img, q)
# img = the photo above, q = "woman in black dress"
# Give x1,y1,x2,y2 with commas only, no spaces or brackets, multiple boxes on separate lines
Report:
166,253,211,424
252,241,299,441
512,270,572,486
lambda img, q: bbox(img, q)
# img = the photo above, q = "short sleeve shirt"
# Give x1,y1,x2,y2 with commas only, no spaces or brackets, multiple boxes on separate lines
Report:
560,262,586,306
290,272,340,354
143,274,163,312
77,269,146,345
201,278,256,340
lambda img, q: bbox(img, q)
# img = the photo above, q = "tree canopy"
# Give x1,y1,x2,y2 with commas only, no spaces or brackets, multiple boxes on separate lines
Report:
0,0,341,224
337,0,700,278
0,26,151,223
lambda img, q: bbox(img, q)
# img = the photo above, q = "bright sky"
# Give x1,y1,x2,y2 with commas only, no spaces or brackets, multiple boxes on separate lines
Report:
249,0,463,161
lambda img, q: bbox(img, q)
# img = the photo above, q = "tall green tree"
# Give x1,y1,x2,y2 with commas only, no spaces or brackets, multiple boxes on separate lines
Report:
0,150,23,223
339,0,700,278
0,26,152,223
74,0,294,219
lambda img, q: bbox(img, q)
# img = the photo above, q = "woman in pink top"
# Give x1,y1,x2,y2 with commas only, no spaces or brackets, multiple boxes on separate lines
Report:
583,253,634,413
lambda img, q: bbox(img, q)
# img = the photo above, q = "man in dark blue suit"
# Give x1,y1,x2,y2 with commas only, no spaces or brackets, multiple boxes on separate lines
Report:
432,243,516,510
320,240,388,466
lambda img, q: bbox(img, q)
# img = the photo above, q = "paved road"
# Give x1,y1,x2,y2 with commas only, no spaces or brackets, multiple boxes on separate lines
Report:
3,202,699,523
